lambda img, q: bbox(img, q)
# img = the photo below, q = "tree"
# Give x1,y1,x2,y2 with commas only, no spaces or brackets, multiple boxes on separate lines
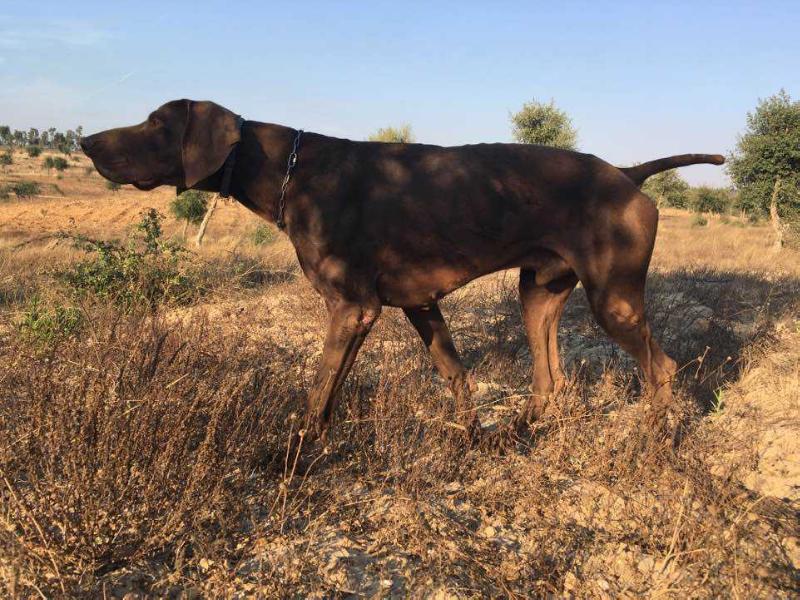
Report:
169,190,210,237
690,186,731,214
368,124,415,143
642,170,690,208
728,90,800,249
510,99,577,149
0,126,10,146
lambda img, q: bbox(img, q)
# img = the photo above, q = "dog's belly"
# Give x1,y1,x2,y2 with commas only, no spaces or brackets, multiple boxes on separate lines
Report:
374,244,570,308
376,265,479,307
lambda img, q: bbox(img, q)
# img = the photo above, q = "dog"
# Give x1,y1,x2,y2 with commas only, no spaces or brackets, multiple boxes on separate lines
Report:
81,99,724,439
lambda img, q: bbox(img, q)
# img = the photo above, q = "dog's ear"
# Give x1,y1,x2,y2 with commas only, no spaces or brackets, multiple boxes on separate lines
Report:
182,100,241,188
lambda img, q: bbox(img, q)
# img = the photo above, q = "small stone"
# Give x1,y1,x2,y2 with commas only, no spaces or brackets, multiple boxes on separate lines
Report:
637,555,655,574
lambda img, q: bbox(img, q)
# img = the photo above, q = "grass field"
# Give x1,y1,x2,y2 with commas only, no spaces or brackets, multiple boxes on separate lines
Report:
1,148,799,598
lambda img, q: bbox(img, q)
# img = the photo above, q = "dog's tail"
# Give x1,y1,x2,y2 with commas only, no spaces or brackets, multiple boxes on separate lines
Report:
620,154,725,186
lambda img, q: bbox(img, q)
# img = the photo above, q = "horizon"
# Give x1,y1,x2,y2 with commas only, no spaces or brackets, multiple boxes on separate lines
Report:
2,1,798,186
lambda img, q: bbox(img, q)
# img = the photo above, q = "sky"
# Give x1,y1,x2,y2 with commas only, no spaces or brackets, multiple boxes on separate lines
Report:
1,1,798,186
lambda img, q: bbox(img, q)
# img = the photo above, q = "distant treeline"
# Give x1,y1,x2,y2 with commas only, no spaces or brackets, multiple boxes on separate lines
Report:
0,125,83,154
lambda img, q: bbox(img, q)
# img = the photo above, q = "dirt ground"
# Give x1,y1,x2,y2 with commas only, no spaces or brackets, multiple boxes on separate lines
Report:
1,149,798,598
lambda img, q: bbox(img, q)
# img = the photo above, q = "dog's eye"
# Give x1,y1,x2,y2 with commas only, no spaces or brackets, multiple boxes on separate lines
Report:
149,116,162,128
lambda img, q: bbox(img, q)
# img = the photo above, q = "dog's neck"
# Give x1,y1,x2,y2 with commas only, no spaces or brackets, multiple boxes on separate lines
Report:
194,121,303,227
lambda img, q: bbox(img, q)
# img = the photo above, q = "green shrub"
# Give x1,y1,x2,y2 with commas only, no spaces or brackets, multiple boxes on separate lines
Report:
170,190,209,227
691,186,731,214
251,224,276,246
0,151,12,165
18,299,83,346
26,145,42,158
43,155,69,171
106,180,122,192
691,214,708,227
60,209,200,309
10,180,40,198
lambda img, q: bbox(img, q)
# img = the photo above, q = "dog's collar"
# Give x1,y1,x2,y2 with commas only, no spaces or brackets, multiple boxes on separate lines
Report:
219,115,245,199
275,128,303,230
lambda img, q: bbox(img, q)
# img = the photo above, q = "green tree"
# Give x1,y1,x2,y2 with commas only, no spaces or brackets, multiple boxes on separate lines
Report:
510,99,577,150
690,186,731,214
170,190,210,237
642,170,690,208
26,145,42,158
368,124,415,143
0,126,10,146
728,90,800,249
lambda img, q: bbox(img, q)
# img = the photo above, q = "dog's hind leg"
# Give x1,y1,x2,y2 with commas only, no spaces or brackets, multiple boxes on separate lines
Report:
515,268,577,428
305,299,381,440
574,192,677,419
404,304,479,434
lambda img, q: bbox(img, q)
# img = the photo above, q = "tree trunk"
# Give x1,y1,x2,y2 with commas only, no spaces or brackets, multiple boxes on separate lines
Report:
182,219,189,239
195,195,218,247
769,177,783,252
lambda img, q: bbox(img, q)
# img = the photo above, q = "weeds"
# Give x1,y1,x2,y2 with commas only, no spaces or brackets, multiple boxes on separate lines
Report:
251,223,276,246
59,209,201,309
4,180,40,199
16,298,83,346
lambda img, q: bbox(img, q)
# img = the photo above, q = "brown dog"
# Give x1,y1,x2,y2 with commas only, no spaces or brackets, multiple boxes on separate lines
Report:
81,99,724,439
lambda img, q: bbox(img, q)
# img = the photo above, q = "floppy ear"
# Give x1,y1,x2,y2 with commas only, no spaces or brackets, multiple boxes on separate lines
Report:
182,100,241,188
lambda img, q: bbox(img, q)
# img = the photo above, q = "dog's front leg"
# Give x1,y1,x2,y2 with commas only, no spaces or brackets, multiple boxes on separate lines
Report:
304,299,381,442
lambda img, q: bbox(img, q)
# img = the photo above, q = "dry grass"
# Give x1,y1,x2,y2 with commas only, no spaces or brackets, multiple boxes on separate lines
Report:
1,151,799,597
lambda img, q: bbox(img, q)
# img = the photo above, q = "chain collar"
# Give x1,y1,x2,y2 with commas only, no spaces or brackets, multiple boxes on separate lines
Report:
276,129,303,230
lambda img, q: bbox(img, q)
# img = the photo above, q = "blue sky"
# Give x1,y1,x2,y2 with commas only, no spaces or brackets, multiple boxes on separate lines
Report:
1,1,798,185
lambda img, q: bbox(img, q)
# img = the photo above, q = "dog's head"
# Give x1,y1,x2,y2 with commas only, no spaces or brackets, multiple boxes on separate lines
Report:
80,99,241,191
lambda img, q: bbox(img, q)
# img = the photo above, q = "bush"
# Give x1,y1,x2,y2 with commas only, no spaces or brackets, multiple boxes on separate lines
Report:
59,209,201,309
692,214,708,227
170,190,209,226
106,180,122,192
642,170,690,208
691,186,731,214
0,151,12,165
26,145,42,158
17,299,83,346
43,155,69,171
251,223,276,245
368,124,416,143
9,180,40,198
